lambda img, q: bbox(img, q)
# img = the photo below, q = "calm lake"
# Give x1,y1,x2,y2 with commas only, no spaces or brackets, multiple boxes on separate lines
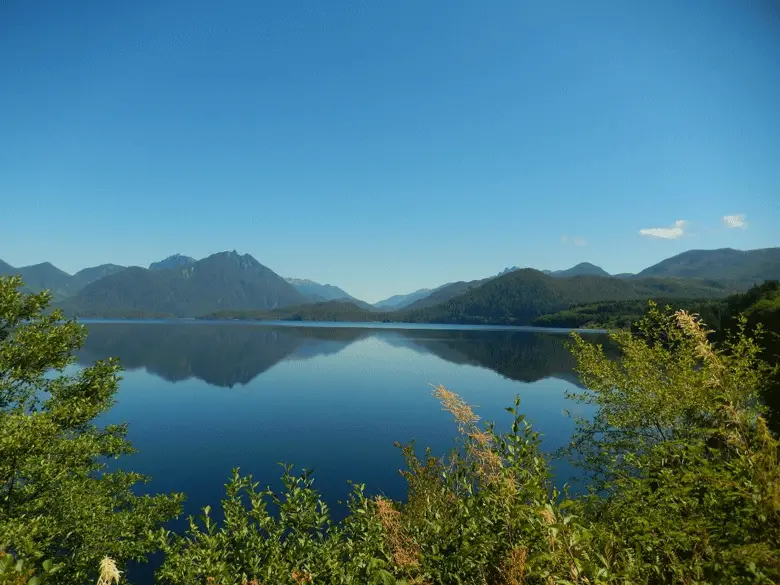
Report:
76,320,607,580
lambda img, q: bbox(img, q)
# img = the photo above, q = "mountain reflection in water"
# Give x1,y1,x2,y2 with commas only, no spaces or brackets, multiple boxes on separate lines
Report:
77,321,610,389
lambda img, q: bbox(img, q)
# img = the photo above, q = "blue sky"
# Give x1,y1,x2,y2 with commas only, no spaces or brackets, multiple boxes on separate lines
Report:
1,1,778,302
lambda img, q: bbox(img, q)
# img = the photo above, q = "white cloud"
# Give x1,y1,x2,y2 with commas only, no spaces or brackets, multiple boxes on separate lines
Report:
723,214,747,229
639,219,687,239
562,234,586,246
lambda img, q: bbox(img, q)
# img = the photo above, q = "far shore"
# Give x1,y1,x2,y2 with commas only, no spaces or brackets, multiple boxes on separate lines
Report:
75,318,611,334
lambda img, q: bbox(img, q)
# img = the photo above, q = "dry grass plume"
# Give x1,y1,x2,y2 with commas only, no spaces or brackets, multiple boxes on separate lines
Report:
291,569,313,584
97,557,121,585
432,384,506,485
499,546,528,585
375,496,420,568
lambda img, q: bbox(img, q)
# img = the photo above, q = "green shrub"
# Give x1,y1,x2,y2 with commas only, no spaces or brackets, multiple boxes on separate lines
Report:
0,276,183,585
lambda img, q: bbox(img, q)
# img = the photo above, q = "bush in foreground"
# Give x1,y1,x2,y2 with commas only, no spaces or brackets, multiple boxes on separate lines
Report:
0,276,183,585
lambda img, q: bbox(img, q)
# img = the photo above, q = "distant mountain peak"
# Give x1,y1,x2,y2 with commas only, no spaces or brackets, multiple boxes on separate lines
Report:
284,277,359,303
74,264,126,286
208,251,267,272
18,261,69,274
373,287,437,310
62,251,305,316
548,263,610,278
149,254,196,271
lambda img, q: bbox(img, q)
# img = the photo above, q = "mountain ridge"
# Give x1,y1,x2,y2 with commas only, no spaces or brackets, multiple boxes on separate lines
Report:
3,246,778,320
636,247,780,286
393,268,734,325
373,288,434,310
149,254,196,271
59,251,305,317
284,278,360,304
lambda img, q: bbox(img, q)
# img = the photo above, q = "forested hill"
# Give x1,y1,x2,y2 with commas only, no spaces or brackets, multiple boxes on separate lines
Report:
403,278,491,310
392,269,732,325
548,262,611,278
202,300,390,323
59,251,305,317
0,260,126,301
636,247,780,287
532,280,780,336
206,270,734,326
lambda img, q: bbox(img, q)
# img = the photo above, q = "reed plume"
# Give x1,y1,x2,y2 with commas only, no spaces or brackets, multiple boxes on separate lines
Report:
96,557,120,585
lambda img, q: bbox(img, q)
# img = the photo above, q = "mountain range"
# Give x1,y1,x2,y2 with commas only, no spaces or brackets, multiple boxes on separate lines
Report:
395,269,732,326
0,260,125,301
284,278,358,304
58,251,305,317
1,247,778,324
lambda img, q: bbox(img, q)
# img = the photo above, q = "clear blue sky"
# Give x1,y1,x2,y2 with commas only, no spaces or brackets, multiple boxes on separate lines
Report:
1,1,778,302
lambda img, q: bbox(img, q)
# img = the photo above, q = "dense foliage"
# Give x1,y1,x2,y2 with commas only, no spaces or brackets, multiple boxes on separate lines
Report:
0,276,183,585
531,297,728,330
717,281,780,431
535,281,780,333
3,276,779,584
718,280,780,334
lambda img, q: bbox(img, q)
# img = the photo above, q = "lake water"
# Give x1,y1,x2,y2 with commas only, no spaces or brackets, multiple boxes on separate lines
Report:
76,320,607,580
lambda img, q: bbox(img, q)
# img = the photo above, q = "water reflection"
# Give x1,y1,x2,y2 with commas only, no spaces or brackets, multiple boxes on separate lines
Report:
78,322,609,389
78,323,371,387
383,329,598,387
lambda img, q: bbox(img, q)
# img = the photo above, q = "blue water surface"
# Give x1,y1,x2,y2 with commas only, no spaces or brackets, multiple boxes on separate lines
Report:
75,321,605,582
